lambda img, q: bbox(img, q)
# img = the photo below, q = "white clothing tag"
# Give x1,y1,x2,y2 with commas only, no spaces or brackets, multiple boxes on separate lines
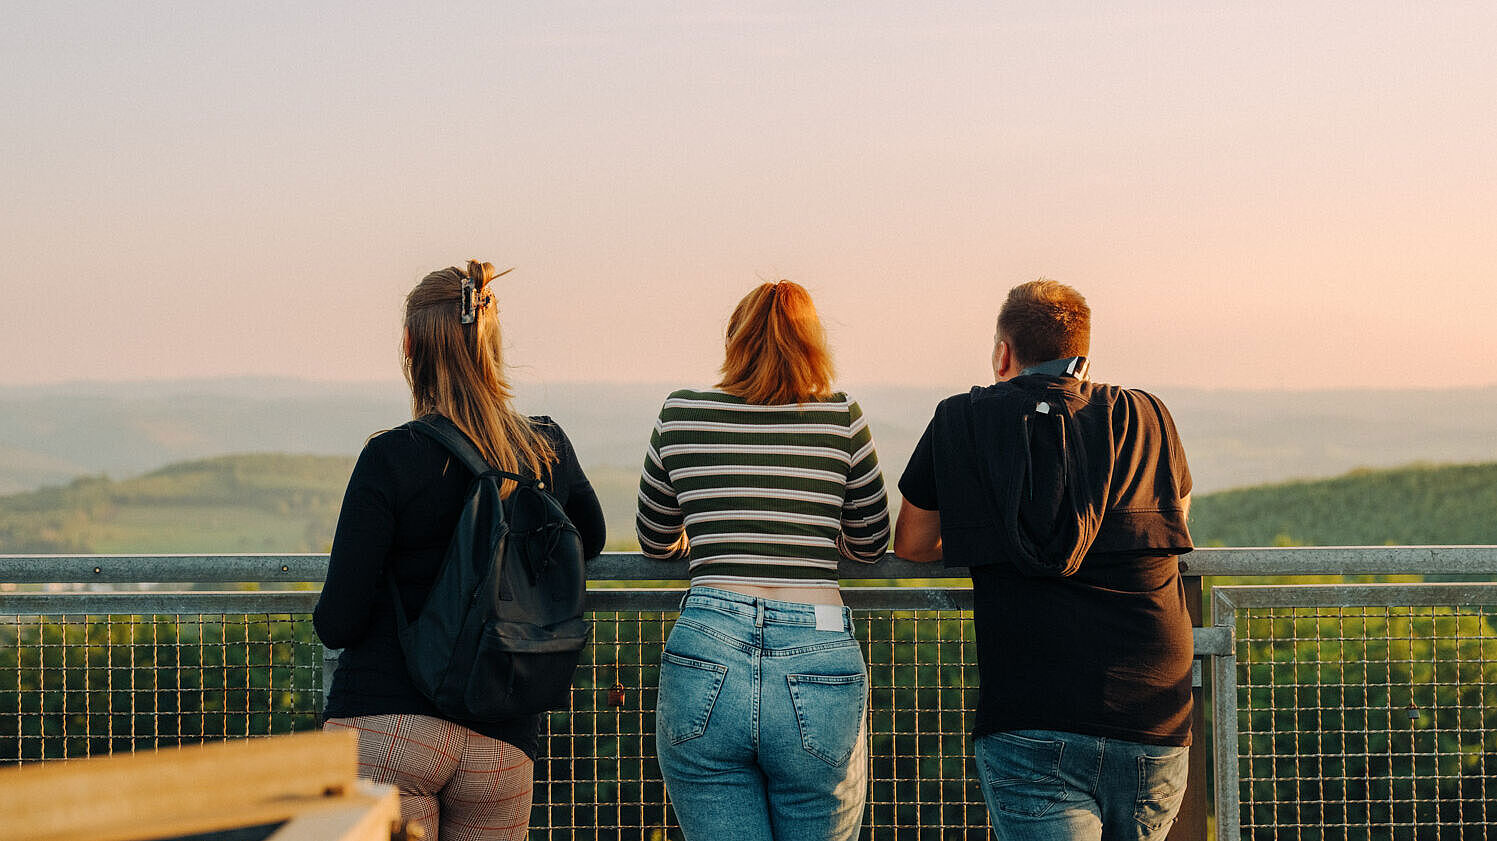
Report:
815,604,843,632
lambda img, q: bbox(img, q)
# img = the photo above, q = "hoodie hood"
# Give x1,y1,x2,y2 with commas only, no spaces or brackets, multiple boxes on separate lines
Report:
929,376,1192,574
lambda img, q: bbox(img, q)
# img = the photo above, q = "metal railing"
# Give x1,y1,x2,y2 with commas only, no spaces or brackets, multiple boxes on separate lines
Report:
4,547,1497,840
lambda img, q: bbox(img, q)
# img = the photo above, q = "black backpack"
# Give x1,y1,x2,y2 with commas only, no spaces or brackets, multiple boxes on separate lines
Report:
387,414,590,721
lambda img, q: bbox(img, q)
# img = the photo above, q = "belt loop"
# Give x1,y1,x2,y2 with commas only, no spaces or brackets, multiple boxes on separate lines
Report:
678,590,691,611
755,600,765,628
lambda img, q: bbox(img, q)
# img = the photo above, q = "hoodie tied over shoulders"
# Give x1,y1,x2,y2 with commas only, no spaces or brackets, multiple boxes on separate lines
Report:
929,374,1193,574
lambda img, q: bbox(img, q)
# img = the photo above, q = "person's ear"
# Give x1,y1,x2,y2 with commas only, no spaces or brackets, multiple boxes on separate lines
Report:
993,340,1016,382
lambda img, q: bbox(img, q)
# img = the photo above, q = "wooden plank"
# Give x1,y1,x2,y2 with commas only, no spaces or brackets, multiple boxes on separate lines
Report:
268,781,401,841
0,732,362,841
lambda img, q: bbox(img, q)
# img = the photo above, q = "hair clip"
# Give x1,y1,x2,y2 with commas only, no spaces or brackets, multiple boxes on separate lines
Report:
460,277,492,324
459,265,513,324
460,276,479,324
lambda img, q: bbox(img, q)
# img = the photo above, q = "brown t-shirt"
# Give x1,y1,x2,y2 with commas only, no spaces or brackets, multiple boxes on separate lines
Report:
899,377,1194,745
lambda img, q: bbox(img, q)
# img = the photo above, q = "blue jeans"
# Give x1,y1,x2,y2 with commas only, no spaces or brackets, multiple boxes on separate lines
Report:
655,587,868,841
974,729,1189,841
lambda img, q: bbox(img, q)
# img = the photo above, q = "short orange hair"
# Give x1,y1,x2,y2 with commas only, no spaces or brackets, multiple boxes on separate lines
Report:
717,281,835,405
996,279,1090,367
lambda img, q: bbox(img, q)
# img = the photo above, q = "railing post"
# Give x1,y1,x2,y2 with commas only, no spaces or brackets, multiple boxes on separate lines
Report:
1168,571,1210,841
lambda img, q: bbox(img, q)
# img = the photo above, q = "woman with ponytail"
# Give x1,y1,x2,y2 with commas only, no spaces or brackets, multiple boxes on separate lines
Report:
315,261,606,841
636,281,890,841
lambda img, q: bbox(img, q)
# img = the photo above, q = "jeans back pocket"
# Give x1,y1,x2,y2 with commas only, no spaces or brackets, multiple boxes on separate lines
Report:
785,672,867,767
976,731,1067,818
657,651,728,745
1133,746,1189,832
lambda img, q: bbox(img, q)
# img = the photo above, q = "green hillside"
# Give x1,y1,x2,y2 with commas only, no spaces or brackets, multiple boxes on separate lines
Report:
0,454,354,553
1188,461,1497,547
0,454,644,555
4,455,1493,555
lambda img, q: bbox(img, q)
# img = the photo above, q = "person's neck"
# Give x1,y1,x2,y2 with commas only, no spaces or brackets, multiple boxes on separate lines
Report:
1018,356,1090,380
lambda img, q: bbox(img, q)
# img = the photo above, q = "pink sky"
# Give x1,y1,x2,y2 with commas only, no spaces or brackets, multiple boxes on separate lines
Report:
3,2,1494,391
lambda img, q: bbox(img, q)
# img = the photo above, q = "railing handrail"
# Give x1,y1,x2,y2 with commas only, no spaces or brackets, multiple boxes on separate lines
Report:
3,545,1496,584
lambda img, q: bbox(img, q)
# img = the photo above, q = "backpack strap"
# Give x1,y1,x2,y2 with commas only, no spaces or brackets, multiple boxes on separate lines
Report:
389,414,532,633
410,414,534,485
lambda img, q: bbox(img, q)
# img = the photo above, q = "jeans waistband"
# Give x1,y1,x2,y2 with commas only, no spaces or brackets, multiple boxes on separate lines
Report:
680,586,852,629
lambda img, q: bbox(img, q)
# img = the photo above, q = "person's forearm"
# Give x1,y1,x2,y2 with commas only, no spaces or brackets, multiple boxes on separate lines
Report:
893,534,942,563
893,499,943,563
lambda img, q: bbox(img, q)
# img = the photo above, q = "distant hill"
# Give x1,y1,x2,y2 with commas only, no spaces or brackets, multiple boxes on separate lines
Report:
3,377,1495,552
1188,462,1497,547
0,451,648,554
3,378,1496,497
0,454,354,553
3,452,1493,555
0,378,407,494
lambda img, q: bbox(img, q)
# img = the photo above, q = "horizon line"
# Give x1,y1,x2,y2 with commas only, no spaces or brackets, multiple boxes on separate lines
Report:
3,374,1497,395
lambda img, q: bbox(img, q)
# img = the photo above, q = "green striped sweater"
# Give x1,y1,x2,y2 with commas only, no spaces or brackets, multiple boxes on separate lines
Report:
635,388,890,587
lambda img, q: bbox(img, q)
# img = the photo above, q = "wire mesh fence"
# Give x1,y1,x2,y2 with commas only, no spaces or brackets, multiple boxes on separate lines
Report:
1216,584,1497,841
0,612,323,762
1,603,989,839
12,570,1497,840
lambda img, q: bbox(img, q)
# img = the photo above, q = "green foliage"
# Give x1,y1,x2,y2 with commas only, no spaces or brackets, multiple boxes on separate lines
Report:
0,454,354,553
1191,462,1497,547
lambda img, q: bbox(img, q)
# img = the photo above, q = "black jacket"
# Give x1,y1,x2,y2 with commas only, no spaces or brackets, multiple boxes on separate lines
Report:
314,417,606,758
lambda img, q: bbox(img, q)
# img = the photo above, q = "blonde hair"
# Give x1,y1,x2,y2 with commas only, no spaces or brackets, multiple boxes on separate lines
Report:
716,280,835,405
403,260,555,493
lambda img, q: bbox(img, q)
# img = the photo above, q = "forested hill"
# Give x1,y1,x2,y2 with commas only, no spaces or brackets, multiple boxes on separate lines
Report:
0,454,354,554
2,456,1493,554
1187,462,1497,547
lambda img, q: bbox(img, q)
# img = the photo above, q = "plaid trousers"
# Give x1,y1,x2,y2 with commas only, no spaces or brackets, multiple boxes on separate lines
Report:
325,714,533,841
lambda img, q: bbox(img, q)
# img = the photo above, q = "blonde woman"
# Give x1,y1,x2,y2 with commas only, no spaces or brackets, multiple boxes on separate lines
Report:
315,261,606,841
637,281,890,841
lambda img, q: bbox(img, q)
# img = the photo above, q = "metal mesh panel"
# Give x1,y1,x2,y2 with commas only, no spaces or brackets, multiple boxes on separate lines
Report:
539,609,675,839
0,613,323,762
540,609,986,840
3,606,990,839
861,610,985,836
1233,603,1497,840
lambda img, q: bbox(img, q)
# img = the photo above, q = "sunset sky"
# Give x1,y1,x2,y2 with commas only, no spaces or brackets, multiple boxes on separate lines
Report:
3,2,1494,392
